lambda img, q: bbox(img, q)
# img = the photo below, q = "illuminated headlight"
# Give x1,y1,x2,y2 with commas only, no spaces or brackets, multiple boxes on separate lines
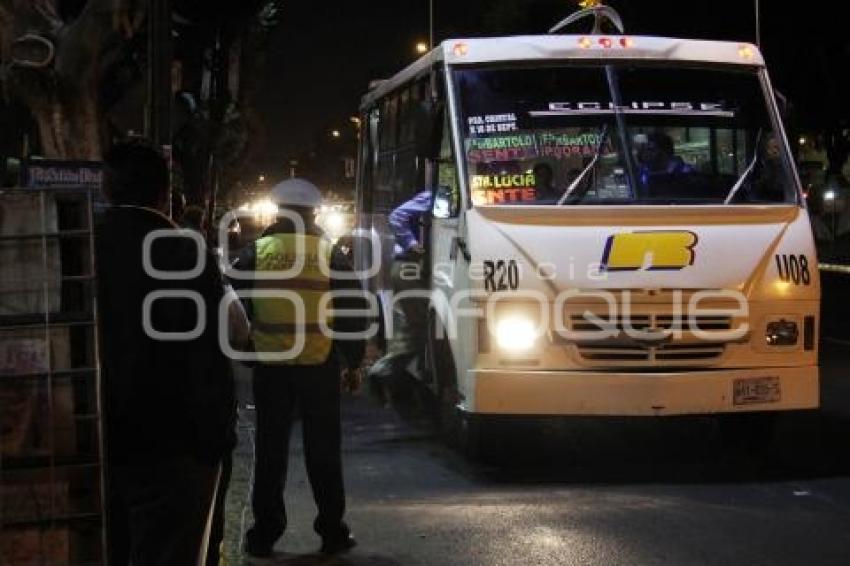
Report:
766,320,799,346
325,211,346,234
251,199,278,221
495,316,538,352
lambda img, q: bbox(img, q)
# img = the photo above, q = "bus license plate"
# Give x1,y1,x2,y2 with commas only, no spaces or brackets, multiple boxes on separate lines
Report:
733,377,781,406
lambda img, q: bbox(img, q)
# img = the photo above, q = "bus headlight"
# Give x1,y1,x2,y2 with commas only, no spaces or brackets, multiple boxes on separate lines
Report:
766,319,798,346
495,316,538,352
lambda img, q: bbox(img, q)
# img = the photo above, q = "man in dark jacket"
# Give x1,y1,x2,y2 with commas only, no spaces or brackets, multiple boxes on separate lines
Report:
231,179,368,558
96,142,235,565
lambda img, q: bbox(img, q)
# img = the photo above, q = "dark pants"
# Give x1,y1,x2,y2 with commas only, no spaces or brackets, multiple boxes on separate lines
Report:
245,361,348,551
369,261,428,383
108,458,220,566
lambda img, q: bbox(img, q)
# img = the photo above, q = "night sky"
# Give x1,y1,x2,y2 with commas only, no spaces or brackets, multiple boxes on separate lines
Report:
253,0,837,174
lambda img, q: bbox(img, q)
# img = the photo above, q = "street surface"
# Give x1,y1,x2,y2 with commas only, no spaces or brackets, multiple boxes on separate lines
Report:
223,340,850,566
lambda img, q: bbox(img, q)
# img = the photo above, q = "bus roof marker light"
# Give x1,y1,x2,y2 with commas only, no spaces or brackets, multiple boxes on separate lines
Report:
578,37,593,49
738,44,755,60
599,37,613,49
620,37,634,48
453,42,469,57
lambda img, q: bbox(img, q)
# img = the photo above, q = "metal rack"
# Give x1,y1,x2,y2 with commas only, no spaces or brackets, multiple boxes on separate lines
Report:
0,186,105,565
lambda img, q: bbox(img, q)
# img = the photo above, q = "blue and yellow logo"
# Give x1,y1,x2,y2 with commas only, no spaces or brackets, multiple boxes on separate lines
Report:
601,231,698,272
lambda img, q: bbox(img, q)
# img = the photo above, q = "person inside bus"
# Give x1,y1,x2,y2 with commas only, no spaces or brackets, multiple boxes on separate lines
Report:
752,133,791,202
368,189,433,389
637,131,695,189
533,162,561,203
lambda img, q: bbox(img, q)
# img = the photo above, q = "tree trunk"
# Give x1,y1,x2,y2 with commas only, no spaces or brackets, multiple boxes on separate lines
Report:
29,88,102,160
0,0,145,160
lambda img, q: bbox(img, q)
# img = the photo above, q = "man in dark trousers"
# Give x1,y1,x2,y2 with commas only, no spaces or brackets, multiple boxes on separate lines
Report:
232,178,367,559
368,189,431,387
95,142,236,565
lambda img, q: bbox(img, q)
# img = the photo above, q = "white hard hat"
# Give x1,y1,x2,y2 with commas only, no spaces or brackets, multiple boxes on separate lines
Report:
270,178,322,208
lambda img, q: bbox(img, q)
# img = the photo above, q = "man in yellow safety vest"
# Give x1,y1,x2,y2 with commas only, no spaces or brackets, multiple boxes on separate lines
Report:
231,179,368,558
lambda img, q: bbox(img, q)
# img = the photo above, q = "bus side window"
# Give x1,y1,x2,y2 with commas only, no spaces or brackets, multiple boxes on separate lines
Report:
435,111,460,219
374,96,397,214
393,85,421,207
359,108,379,216
384,80,431,209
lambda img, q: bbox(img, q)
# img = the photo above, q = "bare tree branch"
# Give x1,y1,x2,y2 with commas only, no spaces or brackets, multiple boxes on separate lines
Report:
56,0,144,80
31,0,63,31
0,0,62,32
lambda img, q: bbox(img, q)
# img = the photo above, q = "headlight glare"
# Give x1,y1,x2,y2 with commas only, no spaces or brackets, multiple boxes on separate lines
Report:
495,316,538,352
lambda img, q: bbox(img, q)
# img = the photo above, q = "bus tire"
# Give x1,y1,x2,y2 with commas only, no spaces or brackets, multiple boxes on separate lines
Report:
426,312,502,462
458,413,509,463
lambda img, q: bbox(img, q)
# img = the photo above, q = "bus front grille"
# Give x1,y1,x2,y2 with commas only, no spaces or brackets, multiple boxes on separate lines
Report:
569,314,733,333
566,312,734,367
576,343,726,364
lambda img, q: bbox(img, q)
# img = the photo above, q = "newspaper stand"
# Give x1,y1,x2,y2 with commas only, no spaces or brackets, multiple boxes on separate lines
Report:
0,185,105,564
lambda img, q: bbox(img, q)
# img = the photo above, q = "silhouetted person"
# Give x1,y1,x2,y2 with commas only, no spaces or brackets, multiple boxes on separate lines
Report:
96,142,235,565
638,132,695,186
533,162,560,202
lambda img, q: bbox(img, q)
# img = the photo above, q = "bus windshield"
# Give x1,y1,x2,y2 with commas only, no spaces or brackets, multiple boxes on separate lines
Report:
454,64,797,206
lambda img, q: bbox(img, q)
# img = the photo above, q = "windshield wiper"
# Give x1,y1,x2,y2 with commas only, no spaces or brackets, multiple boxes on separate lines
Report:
724,129,763,204
557,125,609,205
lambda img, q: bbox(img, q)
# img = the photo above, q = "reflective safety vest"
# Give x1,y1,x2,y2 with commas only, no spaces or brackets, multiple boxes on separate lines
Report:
252,233,334,365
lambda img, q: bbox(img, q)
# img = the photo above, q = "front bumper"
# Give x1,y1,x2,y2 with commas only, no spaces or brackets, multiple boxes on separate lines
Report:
470,365,819,416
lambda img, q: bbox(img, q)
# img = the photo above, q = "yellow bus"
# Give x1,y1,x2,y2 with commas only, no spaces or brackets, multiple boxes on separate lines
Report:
354,9,818,453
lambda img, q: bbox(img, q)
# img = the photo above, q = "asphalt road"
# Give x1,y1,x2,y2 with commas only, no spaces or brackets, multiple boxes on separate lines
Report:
223,341,850,566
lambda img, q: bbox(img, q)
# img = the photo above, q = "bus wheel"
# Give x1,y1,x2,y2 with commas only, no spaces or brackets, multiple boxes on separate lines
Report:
457,413,507,463
718,412,777,458
426,314,501,462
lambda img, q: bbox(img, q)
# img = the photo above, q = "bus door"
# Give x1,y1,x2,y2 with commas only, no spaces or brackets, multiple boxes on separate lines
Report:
429,106,474,376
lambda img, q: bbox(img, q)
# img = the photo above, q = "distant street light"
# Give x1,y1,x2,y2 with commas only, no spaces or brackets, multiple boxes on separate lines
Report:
331,130,341,139
258,175,266,182
416,42,429,55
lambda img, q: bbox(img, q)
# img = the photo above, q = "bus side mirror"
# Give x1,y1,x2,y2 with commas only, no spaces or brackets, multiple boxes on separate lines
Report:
415,100,444,160
433,185,459,219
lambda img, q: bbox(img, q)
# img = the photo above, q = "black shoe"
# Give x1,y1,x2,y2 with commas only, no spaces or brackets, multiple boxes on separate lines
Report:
320,533,357,554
